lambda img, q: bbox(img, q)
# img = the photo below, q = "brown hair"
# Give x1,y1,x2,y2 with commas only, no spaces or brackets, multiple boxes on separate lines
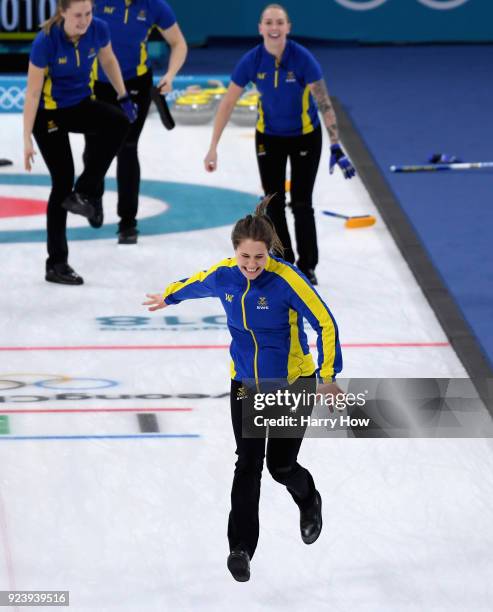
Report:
259,3,291,24
231,195,284,256
41,0,92,34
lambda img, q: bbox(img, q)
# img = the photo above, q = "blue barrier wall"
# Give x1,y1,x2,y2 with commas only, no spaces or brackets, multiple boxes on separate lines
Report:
0,75,230,113
172,0,492,44
1,0,492,45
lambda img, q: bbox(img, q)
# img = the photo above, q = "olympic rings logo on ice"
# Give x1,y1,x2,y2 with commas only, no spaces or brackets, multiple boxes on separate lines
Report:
0,374,119,391
0,86,25,111
333,0,470,10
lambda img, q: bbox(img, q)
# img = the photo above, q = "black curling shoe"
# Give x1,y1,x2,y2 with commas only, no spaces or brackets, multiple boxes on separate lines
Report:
45,263,84,285
300,490,322,544
227,549,250,582
89,197,103,228
303,269,318,285
61,191,95,219
117,228,138,245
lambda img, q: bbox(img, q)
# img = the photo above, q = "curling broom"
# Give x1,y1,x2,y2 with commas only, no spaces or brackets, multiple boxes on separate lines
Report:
390,162,493,173
284,180,376,229
322,210,376,229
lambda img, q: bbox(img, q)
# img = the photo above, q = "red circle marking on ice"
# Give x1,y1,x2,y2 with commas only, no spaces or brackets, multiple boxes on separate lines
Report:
0,196,47,218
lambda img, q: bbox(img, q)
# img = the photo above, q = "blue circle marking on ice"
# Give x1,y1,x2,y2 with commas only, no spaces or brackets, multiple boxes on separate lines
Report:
0,174,258,243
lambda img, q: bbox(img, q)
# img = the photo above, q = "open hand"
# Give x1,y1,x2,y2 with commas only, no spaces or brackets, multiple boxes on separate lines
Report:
142,293,168,312
24,137,36,171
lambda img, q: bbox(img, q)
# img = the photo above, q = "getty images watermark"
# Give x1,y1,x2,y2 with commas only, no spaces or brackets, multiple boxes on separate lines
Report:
238,378,493,438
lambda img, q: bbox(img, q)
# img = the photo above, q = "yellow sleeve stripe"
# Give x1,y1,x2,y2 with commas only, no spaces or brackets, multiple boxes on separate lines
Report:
268,259,337,380
136,27,153,76
301,85,314,135
162,257,237,300
256,97,265,133
42,69,57,110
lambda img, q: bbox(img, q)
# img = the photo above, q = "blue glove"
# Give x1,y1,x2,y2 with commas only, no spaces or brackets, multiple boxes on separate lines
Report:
428,153,462,164
329,144,355,179
118,93,138,123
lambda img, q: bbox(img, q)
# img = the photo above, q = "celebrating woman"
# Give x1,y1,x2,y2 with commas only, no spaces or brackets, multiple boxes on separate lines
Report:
87,0,187,244
143,197,343,581
24,0,136,284
204,3,355,285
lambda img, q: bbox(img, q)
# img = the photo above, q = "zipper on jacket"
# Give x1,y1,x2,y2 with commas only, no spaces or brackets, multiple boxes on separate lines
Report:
241,280,260,391
124,0,131,24
274,59,279,88
74,41,80,67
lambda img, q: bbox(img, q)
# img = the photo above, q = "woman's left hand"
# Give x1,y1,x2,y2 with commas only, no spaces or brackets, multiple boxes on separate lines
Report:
317,381,344,399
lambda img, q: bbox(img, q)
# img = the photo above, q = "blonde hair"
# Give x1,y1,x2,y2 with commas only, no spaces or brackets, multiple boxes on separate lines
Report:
231,195,284,256
259,3,291,24
41,0,92,34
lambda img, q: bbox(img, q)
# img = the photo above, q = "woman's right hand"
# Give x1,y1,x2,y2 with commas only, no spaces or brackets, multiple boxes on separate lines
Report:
204,148,217,172
142,294,168,312
24,136,36,171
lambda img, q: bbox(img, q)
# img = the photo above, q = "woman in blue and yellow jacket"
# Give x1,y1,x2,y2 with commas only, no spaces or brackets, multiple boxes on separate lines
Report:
143,197,342,582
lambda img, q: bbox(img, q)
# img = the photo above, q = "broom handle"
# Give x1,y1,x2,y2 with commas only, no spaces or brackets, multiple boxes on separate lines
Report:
322,211,349,220
390,162,493,173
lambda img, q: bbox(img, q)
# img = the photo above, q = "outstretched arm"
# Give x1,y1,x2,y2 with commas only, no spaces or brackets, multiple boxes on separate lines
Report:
204,82,244,172
309,78,355,179
143,294,168,312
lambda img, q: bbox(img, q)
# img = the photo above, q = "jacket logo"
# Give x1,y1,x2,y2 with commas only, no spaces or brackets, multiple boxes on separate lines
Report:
286,71,296,83
137,9,147,20
257,144,266,157
225,293,234,303
88,47,96,58
103,6,116,13
257,72,267,80
257,297,269,310
47,120,58,133
237,386,249,400
58,56,67,64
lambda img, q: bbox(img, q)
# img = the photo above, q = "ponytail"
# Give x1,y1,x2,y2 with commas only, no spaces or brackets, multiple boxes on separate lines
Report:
41,4,63,34
231,195,284,256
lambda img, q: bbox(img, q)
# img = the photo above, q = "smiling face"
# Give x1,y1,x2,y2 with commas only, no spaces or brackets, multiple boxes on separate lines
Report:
259,6,291,51
62,0,93,38
235,239,269,281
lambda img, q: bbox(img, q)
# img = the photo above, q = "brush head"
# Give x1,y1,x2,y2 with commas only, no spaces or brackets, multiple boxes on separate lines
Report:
345,216,376,229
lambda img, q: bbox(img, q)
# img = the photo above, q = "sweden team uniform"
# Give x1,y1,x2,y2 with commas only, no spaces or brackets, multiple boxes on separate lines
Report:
30,18,110,109
162,254,342,385
229,40,325,279
29,19,129,271
160,252,342,559
231,39,323,137
87,0,177,239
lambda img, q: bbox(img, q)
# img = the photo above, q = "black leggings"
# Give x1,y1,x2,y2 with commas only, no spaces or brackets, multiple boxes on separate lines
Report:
33,98,129,265
255,126,322,271
228,375,317,558
86,70,153,232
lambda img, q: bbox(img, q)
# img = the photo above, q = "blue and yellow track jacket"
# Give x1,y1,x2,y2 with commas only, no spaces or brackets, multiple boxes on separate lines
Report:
162,255,342,386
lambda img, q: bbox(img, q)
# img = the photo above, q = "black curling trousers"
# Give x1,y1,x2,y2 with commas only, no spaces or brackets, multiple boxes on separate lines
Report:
33,98,129,265
85,70,153,232
255,125,322,272
228,375,317,558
